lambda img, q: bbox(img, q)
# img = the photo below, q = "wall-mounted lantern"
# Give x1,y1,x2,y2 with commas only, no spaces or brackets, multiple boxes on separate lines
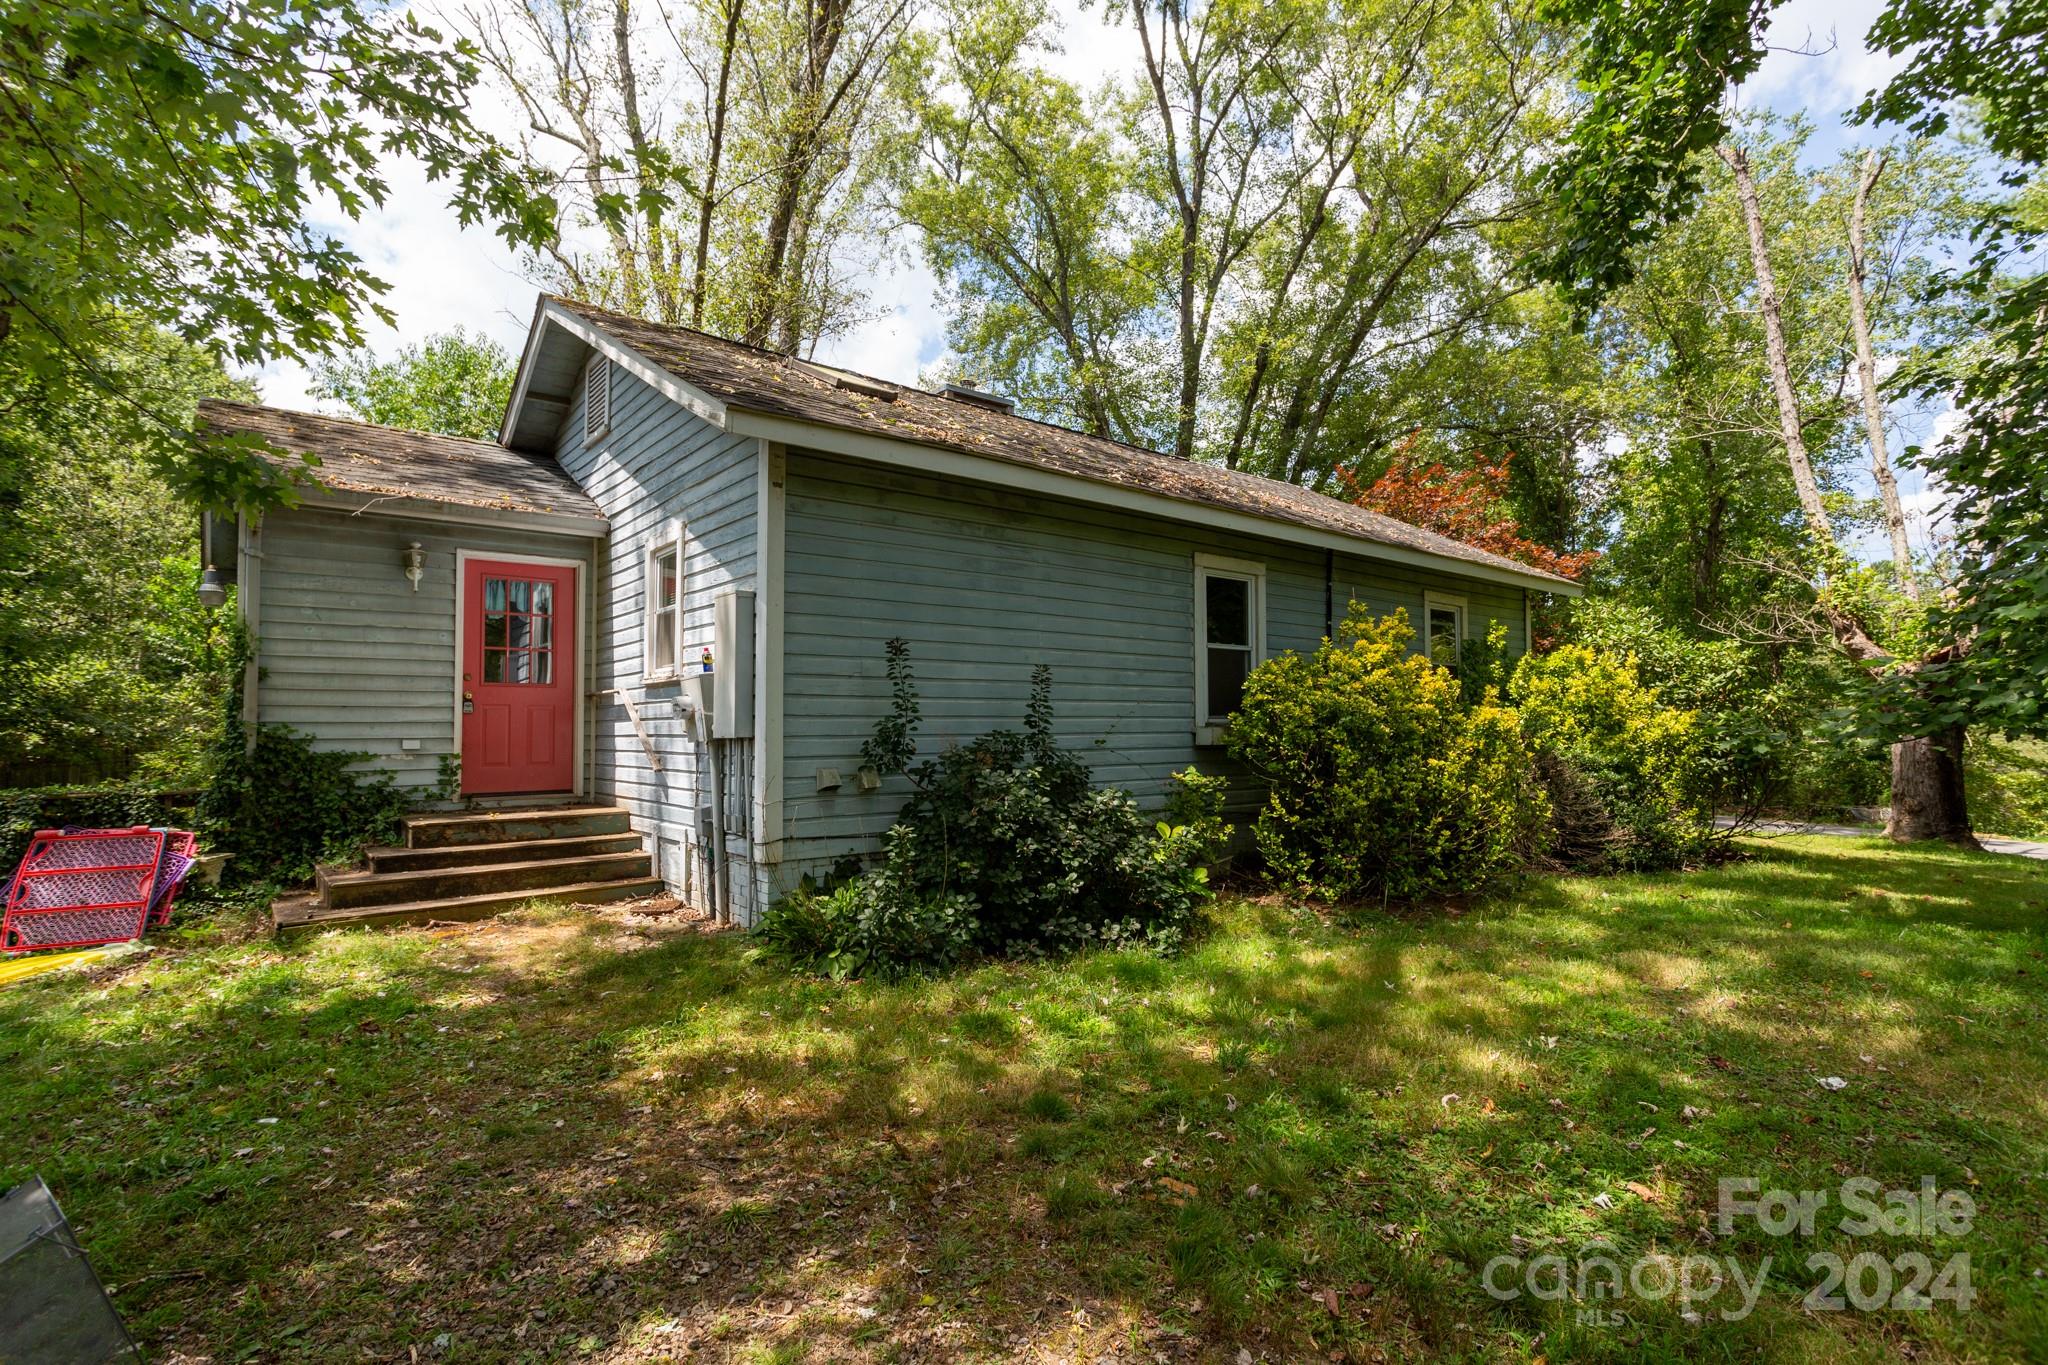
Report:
195,567,229,610
196,511,229,610
402,542,427,592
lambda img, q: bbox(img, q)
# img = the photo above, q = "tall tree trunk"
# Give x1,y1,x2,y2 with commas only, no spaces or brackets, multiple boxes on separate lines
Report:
1721,141,1973,844
691,0,744,329
1886,725,1976,844
1719,143,1833,546
1846,149,1918,597
612,0,675,322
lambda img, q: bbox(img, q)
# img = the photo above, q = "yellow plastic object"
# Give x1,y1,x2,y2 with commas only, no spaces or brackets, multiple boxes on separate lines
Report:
0,947,110,987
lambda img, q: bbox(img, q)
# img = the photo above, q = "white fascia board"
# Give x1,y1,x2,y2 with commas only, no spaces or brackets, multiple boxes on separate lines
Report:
498,297,558,447
551,302,727,429
501,300,732,448
293,488,608,538
725,409,1583,598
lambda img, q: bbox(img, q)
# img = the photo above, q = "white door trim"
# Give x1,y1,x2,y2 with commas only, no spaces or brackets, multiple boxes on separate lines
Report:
453,548,590,798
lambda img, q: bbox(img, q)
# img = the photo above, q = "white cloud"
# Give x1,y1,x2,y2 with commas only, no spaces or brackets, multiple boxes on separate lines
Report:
1742,0,1907,128
255,149,543,410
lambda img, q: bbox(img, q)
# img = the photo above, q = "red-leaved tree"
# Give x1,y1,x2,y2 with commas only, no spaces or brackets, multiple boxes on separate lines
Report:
1337,441,1596,582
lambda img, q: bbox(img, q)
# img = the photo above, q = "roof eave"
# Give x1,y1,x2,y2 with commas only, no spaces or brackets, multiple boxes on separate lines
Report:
722,407,1582,597
502,297,732,452
292,487,608,538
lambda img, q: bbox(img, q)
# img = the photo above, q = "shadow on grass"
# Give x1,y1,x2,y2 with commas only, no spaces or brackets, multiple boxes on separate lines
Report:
1,836,2044,1363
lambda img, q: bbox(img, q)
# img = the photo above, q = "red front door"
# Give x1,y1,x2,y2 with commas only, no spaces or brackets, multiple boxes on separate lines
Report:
462,558,577,795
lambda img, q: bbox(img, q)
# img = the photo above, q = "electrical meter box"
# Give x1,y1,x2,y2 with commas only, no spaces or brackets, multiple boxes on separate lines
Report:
711,590,755,739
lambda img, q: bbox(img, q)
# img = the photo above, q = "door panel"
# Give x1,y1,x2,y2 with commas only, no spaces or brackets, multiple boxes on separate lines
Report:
462,558,576,795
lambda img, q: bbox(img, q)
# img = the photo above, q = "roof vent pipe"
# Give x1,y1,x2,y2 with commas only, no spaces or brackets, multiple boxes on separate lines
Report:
938,381,1016,415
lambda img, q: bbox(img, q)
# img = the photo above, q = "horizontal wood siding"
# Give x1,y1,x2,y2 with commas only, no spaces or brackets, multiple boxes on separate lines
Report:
554,359,759,915
777,450,1530,882
255,508,591,793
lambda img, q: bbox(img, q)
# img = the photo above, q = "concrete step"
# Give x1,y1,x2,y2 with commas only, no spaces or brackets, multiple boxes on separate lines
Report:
366,832,643,873
403,805,631,849
319,851,653,909
274,876,665,935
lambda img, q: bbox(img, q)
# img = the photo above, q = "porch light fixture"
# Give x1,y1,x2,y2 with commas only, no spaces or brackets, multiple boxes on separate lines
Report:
196,510,229,609
195,566,229,610
402,542,426,592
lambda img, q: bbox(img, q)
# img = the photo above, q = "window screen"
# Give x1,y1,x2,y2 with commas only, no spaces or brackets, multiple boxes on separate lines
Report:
648,542,679,677
1203,572,1254,722
1427,604,1463,668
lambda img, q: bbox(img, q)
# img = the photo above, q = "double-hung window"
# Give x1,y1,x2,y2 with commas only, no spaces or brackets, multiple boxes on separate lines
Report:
1423,593,1466,670
1194,555,1265,742
644,526,682,682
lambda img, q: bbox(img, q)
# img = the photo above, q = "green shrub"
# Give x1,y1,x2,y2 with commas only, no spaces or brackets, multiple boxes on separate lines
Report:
198,722,413,883
753,840,978,981
1967,734,2048,839
1227,607,1546,903
757,645,1213,978
1163,766,1233,863
1566,599,1888,817
1509,644,1715,870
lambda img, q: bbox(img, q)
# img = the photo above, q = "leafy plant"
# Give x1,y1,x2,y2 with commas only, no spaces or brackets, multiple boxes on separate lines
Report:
313,329,516,440
0,784,201,875
1227,607,1546,903
1338,442,1597,581
194,627,416,884
1509,644,1717,871
753,842,978,982
760,642,1212,978
1163,767,1233,864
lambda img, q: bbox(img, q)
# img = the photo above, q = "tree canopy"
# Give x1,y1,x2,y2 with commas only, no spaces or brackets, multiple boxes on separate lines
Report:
0,0,553,507
314,330,517,441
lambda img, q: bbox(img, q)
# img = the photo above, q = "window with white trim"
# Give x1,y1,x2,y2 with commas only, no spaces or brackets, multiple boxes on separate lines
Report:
1194,555,1265,734
1423,594,1466,670
644,529,682,681
584,357,612,445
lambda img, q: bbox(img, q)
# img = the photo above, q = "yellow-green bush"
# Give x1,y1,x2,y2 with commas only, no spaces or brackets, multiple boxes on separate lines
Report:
1227,608,1546,902
1509,644,1715,870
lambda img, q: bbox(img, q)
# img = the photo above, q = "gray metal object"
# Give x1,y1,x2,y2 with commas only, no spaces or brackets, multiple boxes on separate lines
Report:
0,1176,141,1363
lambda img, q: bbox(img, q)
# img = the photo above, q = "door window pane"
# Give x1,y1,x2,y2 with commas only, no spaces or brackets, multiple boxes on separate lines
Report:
481,576,557,686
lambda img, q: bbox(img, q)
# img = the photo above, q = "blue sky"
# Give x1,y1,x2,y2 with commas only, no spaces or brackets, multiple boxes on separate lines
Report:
261,0,1940,553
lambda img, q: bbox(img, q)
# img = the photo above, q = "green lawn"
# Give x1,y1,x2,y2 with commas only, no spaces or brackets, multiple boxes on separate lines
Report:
3,836,2045,1363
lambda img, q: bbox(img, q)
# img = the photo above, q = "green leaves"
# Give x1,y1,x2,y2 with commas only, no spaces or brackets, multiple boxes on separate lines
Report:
1227,606,1547,902
312,329,516,441
1530,0,1775,310
0,0,555,509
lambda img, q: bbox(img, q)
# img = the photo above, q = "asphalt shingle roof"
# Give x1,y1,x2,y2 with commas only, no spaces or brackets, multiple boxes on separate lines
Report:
198,399,602,522
548,296,1576,588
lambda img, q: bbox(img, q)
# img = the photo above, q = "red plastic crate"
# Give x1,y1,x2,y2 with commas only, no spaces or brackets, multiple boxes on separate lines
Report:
2,828,166,953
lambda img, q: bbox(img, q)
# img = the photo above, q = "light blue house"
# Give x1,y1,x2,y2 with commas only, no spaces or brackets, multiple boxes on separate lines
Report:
204,295,1580,927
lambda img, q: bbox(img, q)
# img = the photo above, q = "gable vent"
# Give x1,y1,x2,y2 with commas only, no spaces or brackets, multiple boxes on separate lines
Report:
583,357,612,444
939,381,1016,415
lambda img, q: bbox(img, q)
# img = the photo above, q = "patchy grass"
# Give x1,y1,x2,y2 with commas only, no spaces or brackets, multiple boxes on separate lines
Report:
2,837,2045,1363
